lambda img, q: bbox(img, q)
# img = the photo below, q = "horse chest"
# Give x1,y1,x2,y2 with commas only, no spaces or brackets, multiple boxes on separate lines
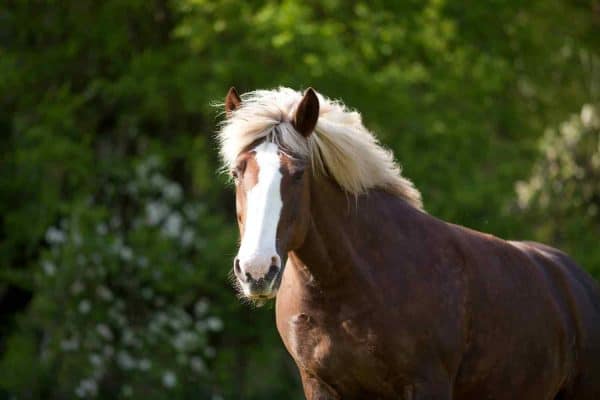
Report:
283,312,397,393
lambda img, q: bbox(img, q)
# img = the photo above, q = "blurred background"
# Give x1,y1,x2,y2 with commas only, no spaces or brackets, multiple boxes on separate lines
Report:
1,0,599,399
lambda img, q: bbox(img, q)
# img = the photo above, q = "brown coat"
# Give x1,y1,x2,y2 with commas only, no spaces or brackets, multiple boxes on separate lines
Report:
275,177,600,400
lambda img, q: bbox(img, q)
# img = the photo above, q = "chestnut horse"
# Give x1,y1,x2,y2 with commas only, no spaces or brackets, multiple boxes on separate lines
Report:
218,87,600,399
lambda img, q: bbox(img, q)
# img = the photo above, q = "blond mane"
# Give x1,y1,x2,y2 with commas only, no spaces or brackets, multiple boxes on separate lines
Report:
217,87,423,209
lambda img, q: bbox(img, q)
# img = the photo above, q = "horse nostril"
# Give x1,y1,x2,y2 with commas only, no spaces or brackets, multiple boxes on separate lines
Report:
266,264,279,281
234,258,241,275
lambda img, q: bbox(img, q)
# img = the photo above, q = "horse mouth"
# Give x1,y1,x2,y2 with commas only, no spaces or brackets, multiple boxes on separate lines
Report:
248,292,276,307
244,265,284,302
234,260,284,307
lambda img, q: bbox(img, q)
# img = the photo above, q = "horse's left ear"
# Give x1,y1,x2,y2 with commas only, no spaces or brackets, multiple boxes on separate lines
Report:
225,87,242,116
293,87,319,138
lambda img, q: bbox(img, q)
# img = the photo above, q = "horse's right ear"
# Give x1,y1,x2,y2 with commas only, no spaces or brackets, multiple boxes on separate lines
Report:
225,87,242,116
293,87,319,138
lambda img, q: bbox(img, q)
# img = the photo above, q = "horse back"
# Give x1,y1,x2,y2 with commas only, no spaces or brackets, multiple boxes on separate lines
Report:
509,241,600,398
450,224,600,399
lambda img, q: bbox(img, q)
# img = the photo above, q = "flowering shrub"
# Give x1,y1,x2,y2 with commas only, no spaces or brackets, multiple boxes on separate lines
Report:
517,104,600,273
17,157,228,399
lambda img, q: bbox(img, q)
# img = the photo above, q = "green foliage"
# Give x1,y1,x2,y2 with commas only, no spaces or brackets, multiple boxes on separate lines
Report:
1,157,231,398
173,0,598,235
0,0,598,398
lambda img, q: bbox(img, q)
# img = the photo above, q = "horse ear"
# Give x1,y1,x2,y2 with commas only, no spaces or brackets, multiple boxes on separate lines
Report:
225,87,242,116
293,87,319,138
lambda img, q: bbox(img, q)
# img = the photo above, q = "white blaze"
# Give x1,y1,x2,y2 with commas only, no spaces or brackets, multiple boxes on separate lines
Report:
237,142,282,280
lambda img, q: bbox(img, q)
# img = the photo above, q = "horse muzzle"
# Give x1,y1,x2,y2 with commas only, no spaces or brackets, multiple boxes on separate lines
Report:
233,256,282,299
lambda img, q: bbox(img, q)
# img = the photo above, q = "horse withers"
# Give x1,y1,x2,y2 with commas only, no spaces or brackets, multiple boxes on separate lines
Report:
217,87,600,399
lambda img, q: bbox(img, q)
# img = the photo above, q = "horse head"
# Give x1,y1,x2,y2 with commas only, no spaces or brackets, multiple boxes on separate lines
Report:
224,87,319,304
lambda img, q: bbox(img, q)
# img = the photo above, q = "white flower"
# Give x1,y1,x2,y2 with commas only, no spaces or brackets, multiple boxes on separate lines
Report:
60,337,79,351
110,215,121,228
150,173,168,189
89,353,103,367
45,227,66,244
194,299,209,316
78,300,91,314
155,312,168,326
42,260,55,276
96,223,108,235
172,331,197,351
136,159,150,178
96,285,113,301
163,182,183,202
146,201,169,225
72,231,82,246
96,324,113,341
71,280,85,295
119,246,133,261
581,104,599,128
75,378,98,398
204,346,216,358
206,317,223,331
162,371,177,388
117,351,135,370
162,213,183,237
141,155,160,173
126,182,139,195
190,356,206,374
141,287,154,300
138,358,152,371
181,228,195,247
122,329,135,345
109,308,127,327
183,204,199,220
136,256,149,269
167,315,182,331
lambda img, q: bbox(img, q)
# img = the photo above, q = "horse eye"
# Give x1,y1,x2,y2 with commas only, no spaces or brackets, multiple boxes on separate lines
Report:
292,169,304,181
232,160,246,180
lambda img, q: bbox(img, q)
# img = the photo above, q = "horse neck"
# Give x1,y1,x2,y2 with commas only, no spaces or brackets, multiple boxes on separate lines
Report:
289,176,413,293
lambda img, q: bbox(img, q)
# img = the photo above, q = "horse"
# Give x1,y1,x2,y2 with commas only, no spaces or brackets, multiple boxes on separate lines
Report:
217,86,600,399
